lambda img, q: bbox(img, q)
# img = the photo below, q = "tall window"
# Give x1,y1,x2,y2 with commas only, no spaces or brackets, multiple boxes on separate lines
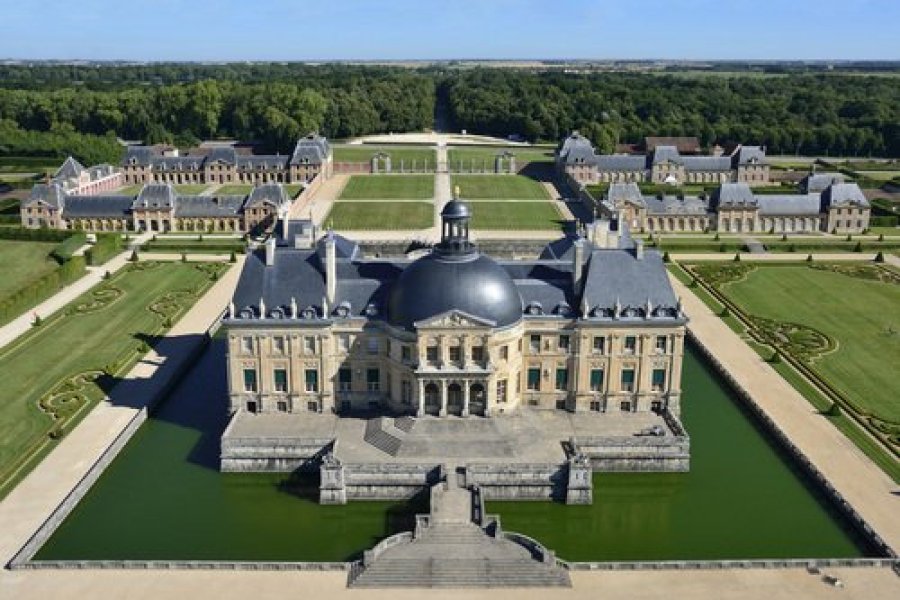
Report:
624,336,637,354
449,345,462,363
651,368,666,392
243,368,257,392
401,380,412,405
366,368,380,392
496,379,507,403
527,368,541,391
305,369,318,393
273,368,288,392
426,345,439,363
555,367,568,391
303,336,315,353
338,368,352,392
366,338,379,355
273,336,285,354
558,335,570,352
590,369,605,392
500,345,509,361
655,336,667,354
621,368,635,393
529,334,540,353
401,345,412,363
241,336,253,353
592,336,605,354
471,345,485,363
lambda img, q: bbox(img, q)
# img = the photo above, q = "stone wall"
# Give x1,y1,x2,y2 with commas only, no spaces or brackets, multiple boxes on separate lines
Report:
219,431,334,473
465,463,567,500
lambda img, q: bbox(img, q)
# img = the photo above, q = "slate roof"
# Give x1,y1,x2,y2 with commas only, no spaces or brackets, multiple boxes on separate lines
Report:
735,145,766,165
122,146,156,166
652,146,682,166
246,184,290,210
152,156,204,171
61,195,134,218
581,249,681,320
607,182,645,207
595,154,646,171
643,195,710,215
823,182,869,208
237,155,290,170
713,183,757,208
802,172,845,193
681,156,733,171
756,194,822,216
290,133,330,166
206,147,238,165
134,183,177,209
54,156,85,180
23,183,66,210
173,195,245,218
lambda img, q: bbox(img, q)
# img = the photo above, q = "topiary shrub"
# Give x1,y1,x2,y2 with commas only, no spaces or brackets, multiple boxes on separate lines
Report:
845,234,852,242
720,306,730,317
130,249,139,262
769,349,780,363
662,251,671,263
788,243,796,253
806,254,814,263
718,243,726,253
181,252,187,263
102,270,111,280
878,234,884,242
229,250,237,263
852,241,862,253
32,313,42,327
874,251,885,263
713,233,720,241
781,233,788,242
733,253,741,262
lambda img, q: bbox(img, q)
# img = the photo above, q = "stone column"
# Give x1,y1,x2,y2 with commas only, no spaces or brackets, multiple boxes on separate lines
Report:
417,379,425,417
439,379,447,417
462,380,470,417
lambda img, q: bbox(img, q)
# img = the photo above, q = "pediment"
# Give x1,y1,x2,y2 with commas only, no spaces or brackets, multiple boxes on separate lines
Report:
414,309,496,329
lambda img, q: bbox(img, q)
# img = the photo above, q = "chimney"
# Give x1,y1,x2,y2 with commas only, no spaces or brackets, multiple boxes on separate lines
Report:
264,236,276,266
595,219,610,248
634,239,644,260
325,231,337,306
281,211,290,242
572,238,585,295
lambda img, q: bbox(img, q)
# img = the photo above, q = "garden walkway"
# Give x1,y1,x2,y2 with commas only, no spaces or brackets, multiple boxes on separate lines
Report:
0,233,152,350
669,273,900,551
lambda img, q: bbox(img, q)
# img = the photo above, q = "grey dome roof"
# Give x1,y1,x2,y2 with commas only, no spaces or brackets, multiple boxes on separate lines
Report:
387,253,523,330
441,200,471,218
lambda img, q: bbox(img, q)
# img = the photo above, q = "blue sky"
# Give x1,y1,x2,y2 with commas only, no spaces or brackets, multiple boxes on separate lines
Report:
1,0,898,61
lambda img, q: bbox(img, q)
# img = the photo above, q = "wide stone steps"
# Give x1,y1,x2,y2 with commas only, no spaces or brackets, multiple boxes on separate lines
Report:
363,418,402,456
351,558,570,588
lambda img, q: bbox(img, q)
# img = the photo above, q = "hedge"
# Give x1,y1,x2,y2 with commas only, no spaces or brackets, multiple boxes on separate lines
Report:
0,227,73,242
870,216,898,227
0,255,86,326
49,233,87,263
140,242,245,254
84,233,123,266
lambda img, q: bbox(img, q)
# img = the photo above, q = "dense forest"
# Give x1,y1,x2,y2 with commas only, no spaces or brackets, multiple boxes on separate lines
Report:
0,64,897,164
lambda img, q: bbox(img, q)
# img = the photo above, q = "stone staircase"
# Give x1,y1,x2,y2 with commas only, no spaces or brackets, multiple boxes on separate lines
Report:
394,416,416,433
363,418,402,456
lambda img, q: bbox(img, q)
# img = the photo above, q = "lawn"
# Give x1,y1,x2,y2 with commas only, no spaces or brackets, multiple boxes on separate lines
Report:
0,240,62,297
447,147,554,167
324,202,433,230
339,175,434,200
284,184,303,198
214,184,253,195
450,175,549,200
332,145,435,166
719,265,900,424
469,201,563,230
113,184,144,196
0,261,226,498
173,184,210,195
855,171,900,181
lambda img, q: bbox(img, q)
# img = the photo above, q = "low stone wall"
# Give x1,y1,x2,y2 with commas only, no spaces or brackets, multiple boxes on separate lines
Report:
16,560,350,571
220,429,333,473
565,557,897,571
465,463,566,500
343,462,442,500
573,435,690,473
687,332,897,560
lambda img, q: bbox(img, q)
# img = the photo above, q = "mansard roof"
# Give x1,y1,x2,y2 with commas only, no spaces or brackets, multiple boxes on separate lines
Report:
246,183,290,210
595,154,646,171
558,132,599,165
713,182,757,207
652,145,682,165
237,155,290,170
823,182,869,208
581,248,681,321
54,156,85,180
134,183,177,209
290,133,330,166
206,147,238,165
24,183,66,210
173,195,245,218
61,195,134,218
756,194,822,216
152,156,205,170
122,146,156,166
607,182,645,207
735,145,766,165
802,172,845,194
643,195,710,215
681,155,733,171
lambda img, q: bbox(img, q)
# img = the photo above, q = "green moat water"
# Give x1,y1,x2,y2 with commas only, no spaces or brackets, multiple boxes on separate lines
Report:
36,342,871,562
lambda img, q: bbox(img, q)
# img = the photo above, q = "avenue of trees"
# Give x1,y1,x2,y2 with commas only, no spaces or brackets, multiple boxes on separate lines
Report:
0,64,896,164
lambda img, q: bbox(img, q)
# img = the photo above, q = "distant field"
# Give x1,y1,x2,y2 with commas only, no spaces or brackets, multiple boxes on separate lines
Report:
325,201,433,230
451,175,549,200
856,171,900,181
173,185,210,195
0,240,60,297
447,147,554,167
339,175,434,200
469,201,562,230
215,184,253,195
333,146,435,165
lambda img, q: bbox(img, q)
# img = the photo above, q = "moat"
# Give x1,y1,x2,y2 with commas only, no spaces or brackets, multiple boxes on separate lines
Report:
35,340,874,563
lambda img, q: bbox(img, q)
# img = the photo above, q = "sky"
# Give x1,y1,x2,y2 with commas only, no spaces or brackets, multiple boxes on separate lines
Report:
1,0,898,62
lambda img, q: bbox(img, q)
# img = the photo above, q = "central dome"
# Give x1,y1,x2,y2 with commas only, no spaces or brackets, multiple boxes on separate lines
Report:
387,253,523,330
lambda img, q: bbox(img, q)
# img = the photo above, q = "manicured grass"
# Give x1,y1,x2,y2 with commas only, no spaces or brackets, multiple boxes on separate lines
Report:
855,171,900,181
324,201,433,230
339,175,434,200
214,184,253,196
0,261,226,498
447,147,554,167
469,201,563,230
720,265,900,423
113,184,144,196
0,240,61,297
284,184,303,198
332,145,435,165
450,175,549,200
173,184,210,195
868,226,900,236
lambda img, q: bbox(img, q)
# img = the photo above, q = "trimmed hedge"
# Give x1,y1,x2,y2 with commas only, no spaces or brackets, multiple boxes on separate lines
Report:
0,227,73,242
870,215,898,227
0,255,86,326
84,233,123,266
49,233,87,263
141,241,245,254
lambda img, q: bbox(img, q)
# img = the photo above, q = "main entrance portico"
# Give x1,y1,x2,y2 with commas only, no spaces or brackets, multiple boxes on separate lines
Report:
417,377,490,417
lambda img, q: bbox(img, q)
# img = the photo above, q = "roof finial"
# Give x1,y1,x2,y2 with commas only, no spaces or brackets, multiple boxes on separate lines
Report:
453,185,461,200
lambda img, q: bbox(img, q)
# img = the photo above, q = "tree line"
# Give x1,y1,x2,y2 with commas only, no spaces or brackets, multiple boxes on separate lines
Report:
0,64,896,164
